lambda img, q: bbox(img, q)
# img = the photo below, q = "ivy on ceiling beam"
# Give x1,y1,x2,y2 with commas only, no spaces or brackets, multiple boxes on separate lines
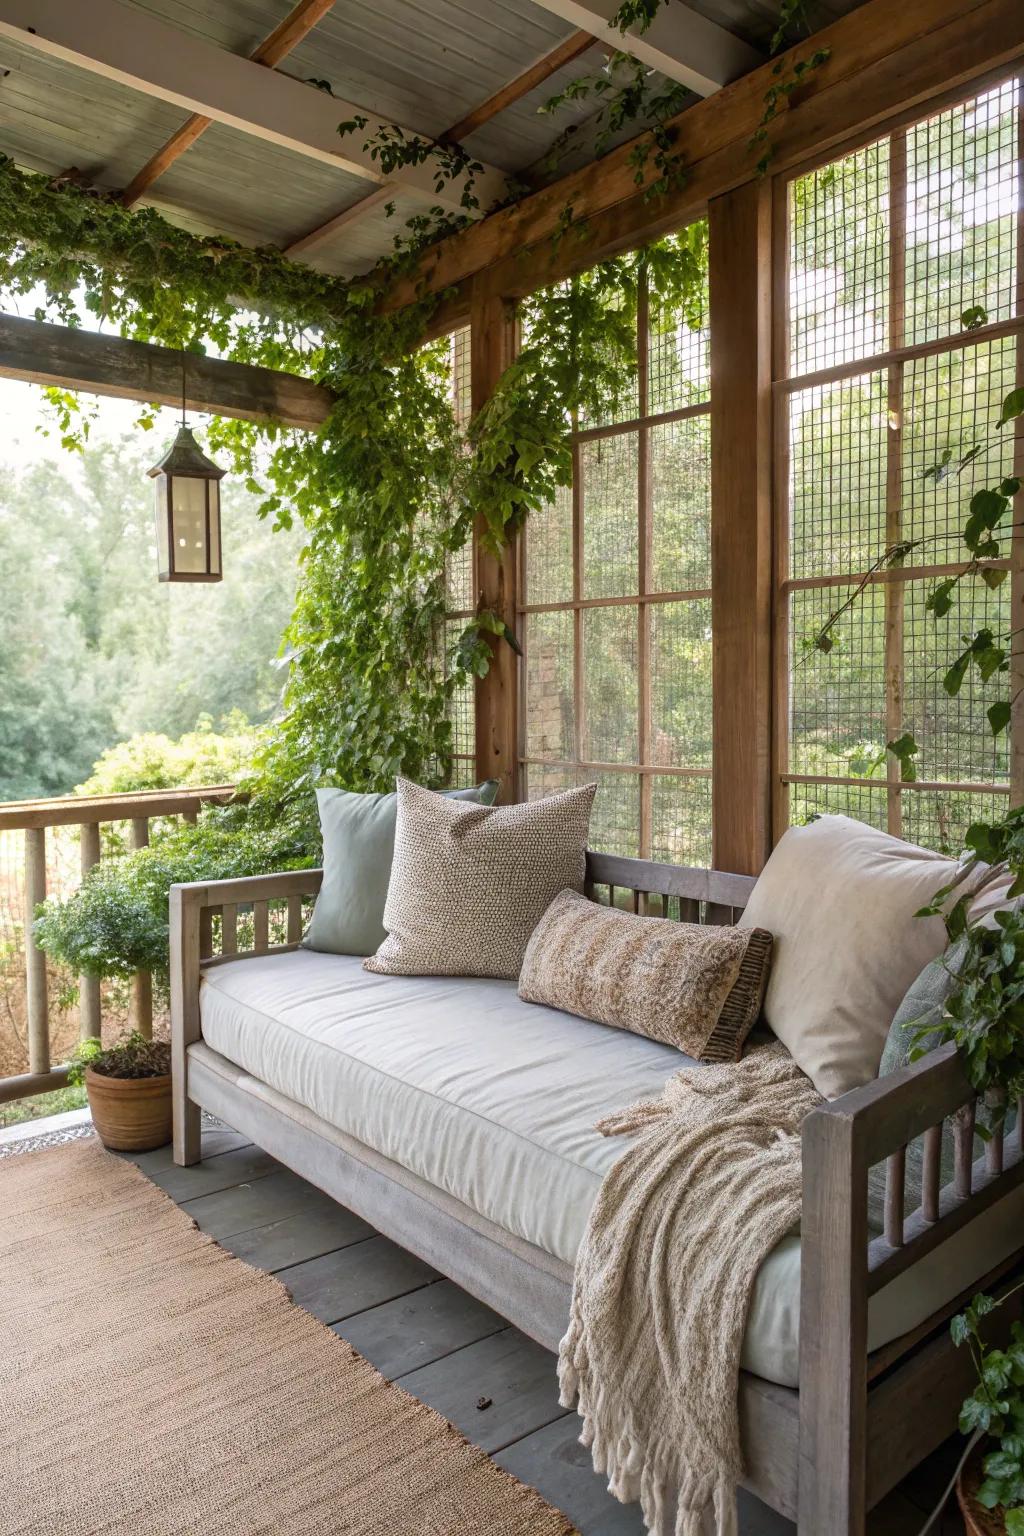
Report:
0,0,508,214
378,0,1024,316
527,0,763,96
0,312,334,430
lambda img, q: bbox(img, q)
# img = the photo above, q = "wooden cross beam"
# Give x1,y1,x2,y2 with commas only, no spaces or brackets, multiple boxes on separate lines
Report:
0,312,334,430
121,0,342,209
526,0,762,96
377,0,1024,315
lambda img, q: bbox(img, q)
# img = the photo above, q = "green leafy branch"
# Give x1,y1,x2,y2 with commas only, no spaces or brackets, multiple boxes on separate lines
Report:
949,1285,1024,1528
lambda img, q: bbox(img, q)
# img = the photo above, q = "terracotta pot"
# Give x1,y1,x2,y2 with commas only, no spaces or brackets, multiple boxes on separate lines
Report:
85,1067,173,1152
958,1442,1011,1536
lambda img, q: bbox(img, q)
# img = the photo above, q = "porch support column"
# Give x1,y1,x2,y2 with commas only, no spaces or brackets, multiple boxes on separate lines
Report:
709,178,775,875
470,281,520,802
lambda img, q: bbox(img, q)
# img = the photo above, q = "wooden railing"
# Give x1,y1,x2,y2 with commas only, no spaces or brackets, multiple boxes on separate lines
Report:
0,785,235,1107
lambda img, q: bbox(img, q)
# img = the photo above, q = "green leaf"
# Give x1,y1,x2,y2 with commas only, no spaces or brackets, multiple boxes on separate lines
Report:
944,650,971,696
961,304,989,330
1005,1508,1024,1534
999,386,1024,428
886,733,919,782
926,577,957,619
989,700,1012,737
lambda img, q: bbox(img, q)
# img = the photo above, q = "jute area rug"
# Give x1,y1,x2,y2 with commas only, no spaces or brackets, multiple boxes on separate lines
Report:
0,1140,577,1536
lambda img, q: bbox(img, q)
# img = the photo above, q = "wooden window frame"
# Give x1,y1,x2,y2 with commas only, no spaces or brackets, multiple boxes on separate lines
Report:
770,69,1024,845
515,267,714,863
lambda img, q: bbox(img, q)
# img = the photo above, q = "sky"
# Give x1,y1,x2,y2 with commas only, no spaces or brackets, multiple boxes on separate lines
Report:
0,376,194,470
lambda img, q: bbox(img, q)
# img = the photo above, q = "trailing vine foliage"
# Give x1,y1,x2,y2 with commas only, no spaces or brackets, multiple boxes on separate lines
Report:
0,152,709,981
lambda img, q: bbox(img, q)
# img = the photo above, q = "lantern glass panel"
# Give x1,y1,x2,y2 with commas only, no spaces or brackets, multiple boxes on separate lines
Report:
153,476,170,578
170,475,208,575
208,479,221,576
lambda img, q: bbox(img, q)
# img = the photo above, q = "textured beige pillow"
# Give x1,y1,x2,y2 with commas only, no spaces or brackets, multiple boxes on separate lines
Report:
364,779,597,980
738,815,960,1098
519,888,773,1061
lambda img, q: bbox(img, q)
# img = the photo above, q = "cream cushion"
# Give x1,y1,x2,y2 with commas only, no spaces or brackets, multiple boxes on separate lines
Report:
365,778,596,980
738,814,958,1098
198,949,1024,1390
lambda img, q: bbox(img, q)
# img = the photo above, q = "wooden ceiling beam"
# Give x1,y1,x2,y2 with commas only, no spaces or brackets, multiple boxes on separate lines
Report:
442,29,596,143
283,28,597,262
120,0,340,208
0,312,333,429
0,0,508,213
526,0,762,96
378,0,1024,314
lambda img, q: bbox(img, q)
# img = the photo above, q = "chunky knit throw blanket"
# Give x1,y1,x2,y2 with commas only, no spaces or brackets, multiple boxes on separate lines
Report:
558,1043,822,1536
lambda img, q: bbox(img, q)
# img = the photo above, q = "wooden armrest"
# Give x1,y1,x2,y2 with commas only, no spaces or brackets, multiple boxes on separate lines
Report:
169,868,324,909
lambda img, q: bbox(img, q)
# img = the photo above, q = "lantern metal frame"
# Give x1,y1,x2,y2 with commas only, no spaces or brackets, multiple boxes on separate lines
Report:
147,362,226,583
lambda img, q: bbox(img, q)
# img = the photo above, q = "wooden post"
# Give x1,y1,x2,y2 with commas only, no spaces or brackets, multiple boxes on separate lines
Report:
884,130,908,837
78,821,102,1042
24,826,49,1075
798,1104,869,1535
130,815,153,1040
1012,73,1024,807
169,884,202,1165
709,179,774,874
470,281,520,802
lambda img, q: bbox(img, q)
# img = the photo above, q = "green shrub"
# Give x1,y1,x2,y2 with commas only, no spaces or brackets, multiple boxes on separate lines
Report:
33,802,315,989
76,711,259,797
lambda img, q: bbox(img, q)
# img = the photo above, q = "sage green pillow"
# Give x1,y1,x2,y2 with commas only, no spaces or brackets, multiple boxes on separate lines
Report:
303,780,499,957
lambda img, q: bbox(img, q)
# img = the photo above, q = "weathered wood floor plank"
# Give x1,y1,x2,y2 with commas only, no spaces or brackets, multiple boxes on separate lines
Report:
129,1122,965,1536
396,1327,571,1454
276,1234,439,1323
336,1276,506,1378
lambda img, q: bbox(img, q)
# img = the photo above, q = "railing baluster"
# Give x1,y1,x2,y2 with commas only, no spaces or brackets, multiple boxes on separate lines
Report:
253,900,269,952
884,1146,906,1247
921,1123,942,1222
953,1101,976,1199
24,826,49,1075
129,816,153,1040
182,805,198,826
286,894,303,945
985,1119,1006,1176
79,821,102,1042
199,907,214,960
221,904,238,955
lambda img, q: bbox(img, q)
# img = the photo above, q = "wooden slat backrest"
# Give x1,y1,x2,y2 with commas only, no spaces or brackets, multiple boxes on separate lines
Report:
584,851,756,923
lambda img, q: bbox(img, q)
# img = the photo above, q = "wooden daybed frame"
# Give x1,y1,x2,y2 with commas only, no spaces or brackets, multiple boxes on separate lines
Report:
170,851,1024,1536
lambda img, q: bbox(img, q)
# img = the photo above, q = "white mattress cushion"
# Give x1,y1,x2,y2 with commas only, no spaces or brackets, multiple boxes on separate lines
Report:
199,949,1024,1389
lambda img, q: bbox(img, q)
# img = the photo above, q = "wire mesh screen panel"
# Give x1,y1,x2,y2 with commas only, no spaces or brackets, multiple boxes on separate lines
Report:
905,81,1020,346
442,326,475,786
777,75,1023,849
519,230,713,861
788,374,888,582
650,416,712,591
523,483,573,606
580,434,640,601
789,138,890,376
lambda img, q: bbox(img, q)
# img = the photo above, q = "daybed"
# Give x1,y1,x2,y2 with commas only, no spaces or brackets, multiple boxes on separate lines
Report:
170,850,1024,1536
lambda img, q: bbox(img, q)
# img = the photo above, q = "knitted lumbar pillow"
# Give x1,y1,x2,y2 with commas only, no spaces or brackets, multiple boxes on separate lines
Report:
364,778,597,980
519,888,773,1061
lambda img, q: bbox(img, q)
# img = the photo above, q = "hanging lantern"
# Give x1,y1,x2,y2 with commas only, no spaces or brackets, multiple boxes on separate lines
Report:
149,354,225,584
148,425,225,583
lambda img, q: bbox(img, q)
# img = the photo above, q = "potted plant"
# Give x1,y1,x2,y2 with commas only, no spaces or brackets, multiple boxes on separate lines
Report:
948,1287,1024,1534
69,1031,173,1152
